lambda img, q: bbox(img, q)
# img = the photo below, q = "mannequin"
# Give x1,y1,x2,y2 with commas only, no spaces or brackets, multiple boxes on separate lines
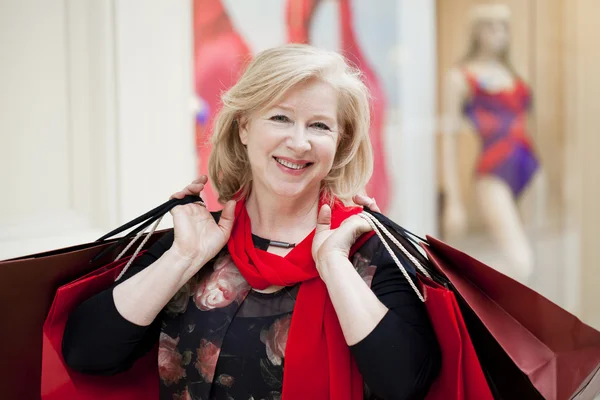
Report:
441,4,539,282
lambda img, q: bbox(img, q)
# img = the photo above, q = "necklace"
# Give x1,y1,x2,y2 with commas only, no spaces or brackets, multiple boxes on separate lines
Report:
268,240,296,249
251,234,296,250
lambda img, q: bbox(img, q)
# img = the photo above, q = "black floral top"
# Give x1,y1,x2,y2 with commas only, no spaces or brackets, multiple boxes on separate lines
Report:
63,230,440,400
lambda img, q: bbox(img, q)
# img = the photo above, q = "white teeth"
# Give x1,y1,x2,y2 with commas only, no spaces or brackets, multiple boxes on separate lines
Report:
275,157,308,170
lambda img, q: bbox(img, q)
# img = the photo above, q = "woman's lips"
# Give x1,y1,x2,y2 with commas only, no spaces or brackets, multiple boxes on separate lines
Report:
273,157,313,175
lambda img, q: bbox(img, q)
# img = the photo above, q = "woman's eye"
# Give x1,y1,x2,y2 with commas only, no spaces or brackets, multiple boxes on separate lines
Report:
270,115,290,123
311,122,331,131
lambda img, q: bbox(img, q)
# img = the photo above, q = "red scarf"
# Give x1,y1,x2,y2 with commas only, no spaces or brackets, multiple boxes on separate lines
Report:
227,196,374,399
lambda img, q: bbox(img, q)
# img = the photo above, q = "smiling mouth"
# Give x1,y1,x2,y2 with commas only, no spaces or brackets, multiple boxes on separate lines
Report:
274,157,313,170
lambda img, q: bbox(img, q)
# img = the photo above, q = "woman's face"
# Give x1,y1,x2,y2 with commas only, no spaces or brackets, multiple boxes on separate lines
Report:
239,79,340,200
477,20,509,55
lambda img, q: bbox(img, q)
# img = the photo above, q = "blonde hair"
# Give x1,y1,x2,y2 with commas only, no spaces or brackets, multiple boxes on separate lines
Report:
208,44,373,204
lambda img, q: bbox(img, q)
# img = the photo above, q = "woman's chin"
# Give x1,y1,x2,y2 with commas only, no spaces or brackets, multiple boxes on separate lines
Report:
265,180,319,199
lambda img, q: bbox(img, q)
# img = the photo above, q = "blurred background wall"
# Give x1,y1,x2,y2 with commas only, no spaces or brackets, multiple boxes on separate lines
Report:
0,0,197,258
436,0,600,328
0,0,597,328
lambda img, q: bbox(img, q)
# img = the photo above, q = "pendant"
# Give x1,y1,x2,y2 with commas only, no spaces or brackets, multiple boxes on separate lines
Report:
268,240,296,249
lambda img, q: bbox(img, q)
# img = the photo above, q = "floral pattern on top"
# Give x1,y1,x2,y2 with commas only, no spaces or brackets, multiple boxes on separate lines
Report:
353,252,378,287
165,278,195,317
195,339,221,383
260,315,292,366
171,387,192,400
158,241,379,400
158,333,186,386
193,254,250,311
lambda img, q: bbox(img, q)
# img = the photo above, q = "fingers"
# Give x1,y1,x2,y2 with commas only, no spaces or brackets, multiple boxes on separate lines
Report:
192,175,208,185
353,194,381,213
170,179,206,199
367,197,380,213
171,186,202,200
316,204,332,235
218,200,237,235
169,175,208,199
183,183,205,195
340,214,373,239
170,201,206,217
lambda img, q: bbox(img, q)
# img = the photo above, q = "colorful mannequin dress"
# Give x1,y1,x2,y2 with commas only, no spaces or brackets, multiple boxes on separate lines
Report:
463,70,539,198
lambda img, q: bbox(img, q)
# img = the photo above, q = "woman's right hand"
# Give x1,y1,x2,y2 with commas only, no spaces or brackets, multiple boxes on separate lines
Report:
168,175,236,272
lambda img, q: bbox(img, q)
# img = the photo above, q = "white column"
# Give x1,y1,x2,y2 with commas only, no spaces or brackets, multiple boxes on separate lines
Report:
113,0,196,227
0,0,113,259
388,0,438,237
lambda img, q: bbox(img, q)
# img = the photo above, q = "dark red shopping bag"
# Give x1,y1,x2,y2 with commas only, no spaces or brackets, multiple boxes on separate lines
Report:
424,236,600,400
41,252,159,400
360,208,600,399
420,275,494,400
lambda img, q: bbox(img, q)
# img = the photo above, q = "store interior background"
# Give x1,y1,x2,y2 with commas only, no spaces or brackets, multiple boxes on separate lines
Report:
1,0,598,329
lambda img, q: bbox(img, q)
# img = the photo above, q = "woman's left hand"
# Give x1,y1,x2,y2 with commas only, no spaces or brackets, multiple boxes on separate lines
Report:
312,204,373,268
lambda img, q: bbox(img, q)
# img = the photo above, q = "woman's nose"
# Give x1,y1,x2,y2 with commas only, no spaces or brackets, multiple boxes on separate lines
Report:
287,125,311,153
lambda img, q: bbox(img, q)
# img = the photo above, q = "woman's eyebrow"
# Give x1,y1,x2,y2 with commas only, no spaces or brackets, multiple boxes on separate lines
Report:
269,104,294,113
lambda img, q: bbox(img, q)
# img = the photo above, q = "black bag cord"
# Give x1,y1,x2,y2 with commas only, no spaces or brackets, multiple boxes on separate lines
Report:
90,195,201,264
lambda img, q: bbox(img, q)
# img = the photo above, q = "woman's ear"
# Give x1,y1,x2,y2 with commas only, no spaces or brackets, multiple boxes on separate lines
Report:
238,117,249,145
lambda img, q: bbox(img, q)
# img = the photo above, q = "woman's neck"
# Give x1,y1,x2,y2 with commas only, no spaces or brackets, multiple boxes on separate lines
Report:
245,186,321,244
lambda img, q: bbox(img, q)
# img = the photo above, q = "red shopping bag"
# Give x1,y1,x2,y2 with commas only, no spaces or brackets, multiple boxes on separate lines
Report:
420,276,494,400
40,253,159,400
0,195,196,398
358,210,494,399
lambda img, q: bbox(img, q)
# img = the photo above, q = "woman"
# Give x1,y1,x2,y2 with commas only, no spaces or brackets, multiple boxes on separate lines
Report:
63,44,440,400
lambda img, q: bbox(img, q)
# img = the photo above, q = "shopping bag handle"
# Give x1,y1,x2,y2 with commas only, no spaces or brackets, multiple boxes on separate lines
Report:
360,208,450,287
90,195,202,264
362,208,427,247
95,195,201,242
